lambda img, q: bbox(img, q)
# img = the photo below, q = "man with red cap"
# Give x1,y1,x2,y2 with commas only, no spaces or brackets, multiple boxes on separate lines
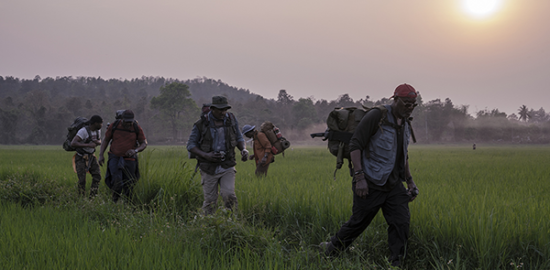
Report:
320,83,420,267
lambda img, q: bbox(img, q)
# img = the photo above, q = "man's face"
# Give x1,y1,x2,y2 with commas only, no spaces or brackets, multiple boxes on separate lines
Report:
211,107,228,119
93,122,103,131
395,97,417,119
244,130,254,138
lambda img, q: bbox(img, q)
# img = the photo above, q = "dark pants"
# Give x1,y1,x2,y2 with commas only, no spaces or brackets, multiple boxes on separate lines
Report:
106,154,138,202
330,182,410,260
75,154,101,197
255,162,270,177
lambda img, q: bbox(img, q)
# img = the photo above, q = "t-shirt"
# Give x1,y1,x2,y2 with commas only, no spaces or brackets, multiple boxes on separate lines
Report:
105,121,146,158
76,127,100,154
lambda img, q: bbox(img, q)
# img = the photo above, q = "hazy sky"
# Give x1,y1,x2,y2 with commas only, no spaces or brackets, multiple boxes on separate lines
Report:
1,0,549,116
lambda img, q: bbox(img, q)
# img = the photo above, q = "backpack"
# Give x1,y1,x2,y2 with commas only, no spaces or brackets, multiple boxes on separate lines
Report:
319,105,416,178
259,121,290,155
62,117,90,151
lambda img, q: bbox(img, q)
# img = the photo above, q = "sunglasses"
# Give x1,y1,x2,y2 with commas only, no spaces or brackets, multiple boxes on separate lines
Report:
398,98,418,109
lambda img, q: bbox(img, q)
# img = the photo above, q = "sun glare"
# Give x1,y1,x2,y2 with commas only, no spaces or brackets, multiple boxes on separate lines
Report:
461,0,503,19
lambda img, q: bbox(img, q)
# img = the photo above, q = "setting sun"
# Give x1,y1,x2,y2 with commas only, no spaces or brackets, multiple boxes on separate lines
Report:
461,0,504,18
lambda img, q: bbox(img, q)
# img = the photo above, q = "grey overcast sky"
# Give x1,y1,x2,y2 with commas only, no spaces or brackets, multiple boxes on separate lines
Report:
1,0,549,116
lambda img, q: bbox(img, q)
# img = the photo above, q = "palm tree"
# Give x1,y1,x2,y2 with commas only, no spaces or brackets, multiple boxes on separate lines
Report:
518,105,529,122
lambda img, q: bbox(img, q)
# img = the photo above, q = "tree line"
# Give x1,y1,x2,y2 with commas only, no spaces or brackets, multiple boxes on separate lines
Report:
1,75,549,145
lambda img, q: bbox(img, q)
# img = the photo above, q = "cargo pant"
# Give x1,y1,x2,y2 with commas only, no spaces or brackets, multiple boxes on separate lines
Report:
75,153,101,197
200,168,237,215
329,182,411,261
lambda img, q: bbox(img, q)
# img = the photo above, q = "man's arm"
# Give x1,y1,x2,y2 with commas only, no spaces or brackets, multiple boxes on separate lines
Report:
349,109,382,198
71,135,96,149
98,127,113,166
233,117,248,161
186,124,223,162
125,126,148,157
405,158,419,202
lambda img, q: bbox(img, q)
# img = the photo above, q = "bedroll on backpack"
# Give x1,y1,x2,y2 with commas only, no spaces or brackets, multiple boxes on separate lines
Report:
260,121,290,155
63,117,89,151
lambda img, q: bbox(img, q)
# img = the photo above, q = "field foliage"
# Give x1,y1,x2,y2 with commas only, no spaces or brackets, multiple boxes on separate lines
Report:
1,145,549,269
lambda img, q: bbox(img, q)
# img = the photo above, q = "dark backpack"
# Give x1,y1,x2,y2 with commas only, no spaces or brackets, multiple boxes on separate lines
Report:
318,105,416,178
63,117,90,151
259,121,290,155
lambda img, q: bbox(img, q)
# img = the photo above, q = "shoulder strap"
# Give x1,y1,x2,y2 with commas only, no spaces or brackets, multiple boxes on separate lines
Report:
111,119,139,137
133,121,140,137
111,120,121,136
85,126,92,142
226,112,236,127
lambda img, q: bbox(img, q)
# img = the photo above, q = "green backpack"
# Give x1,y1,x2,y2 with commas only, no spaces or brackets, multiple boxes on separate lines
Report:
318,105,416,178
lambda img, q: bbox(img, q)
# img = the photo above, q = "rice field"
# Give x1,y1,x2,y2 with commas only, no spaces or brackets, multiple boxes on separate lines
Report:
0,144,549,269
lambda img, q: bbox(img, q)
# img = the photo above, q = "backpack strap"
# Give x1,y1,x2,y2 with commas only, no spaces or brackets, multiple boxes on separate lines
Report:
84,126,93,143
111,119,140,138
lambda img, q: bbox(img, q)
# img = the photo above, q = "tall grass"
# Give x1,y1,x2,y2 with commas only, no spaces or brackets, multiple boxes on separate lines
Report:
1,145,549,269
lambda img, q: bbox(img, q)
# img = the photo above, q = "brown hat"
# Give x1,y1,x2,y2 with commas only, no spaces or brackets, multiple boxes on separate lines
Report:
210,96,231,109
122,110,135,122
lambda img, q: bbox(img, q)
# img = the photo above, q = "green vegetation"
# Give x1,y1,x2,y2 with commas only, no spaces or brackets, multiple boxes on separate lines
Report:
1,145,549,269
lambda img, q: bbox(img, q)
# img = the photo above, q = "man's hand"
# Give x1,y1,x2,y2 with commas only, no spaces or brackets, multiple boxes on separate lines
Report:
241,149,249,162
249,154,255,160
354,174,369,198
124,149,138,157
98,155,105,166
259,153,268,166
203,152,223,162
407,182,419,202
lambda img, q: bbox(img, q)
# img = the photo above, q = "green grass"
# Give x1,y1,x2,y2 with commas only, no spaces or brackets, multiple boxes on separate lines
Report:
1,145,549,269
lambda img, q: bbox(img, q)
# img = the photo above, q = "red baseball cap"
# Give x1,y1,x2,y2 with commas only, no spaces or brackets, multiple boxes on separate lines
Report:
391,83,417,98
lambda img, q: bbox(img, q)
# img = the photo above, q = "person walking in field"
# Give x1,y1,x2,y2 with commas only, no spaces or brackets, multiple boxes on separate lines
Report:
320,83,420,267
187,96,249,215
70,115,103,197
242,124,275,177
98,110,147,203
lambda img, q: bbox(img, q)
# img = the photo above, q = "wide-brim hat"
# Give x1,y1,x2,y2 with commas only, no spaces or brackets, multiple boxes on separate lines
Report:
242,125,255,135
210,96,231,109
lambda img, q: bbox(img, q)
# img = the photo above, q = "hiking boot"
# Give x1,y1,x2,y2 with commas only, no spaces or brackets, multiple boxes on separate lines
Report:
391,259,400,267
319,241,336,256
389,255,401,267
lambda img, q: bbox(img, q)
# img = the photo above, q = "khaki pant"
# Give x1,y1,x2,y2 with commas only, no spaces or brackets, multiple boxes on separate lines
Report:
75,153,101,197
200,168,237,215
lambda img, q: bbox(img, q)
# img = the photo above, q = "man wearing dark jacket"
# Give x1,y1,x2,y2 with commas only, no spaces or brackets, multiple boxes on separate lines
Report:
187,96,249,215
320,84,420,267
